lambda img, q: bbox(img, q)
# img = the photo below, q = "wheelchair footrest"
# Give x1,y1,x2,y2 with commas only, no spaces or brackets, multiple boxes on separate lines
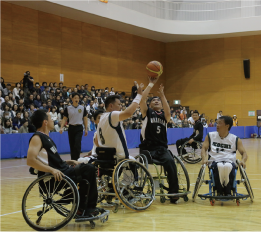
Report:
198,194,249,200
156,191,191,197
75,210,110,223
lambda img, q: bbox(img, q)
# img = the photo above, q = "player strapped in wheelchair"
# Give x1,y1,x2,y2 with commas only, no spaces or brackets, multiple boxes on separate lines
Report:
22,166,110,231
94,147,155,212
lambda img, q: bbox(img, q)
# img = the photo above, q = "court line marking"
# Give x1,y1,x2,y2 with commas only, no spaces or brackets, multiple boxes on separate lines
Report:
0,165,27,169
1,177,35,180
0,205,43,217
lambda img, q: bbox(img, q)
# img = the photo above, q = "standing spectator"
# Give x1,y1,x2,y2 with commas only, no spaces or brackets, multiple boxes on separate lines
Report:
233,115,238,127
0,77,6,91
182,118,189,128
0,118,4,134
59,93,88,160
33,95,42,109
89,116,96,131
40,82,47,92
22,71,34,98
208,119,214,127
110,87,115,96
12,104,18,117
50,107,58,124
15,90,24,105
12,112,22,131
28,104,36,118
217,110,223,119
13,83,21,102
18,119,29,133
3,118,13,134
34,82,42,95
131,81,138,99
24,94,34,109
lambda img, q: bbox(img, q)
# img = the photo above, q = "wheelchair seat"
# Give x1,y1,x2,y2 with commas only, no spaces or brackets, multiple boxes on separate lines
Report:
140,150,164,165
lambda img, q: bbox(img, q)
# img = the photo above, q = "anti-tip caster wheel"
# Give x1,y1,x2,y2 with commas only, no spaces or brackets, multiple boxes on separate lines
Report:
183,195,189,202
236,200,240,206
210,199,215,206
160,196,166,203
90,221,95,229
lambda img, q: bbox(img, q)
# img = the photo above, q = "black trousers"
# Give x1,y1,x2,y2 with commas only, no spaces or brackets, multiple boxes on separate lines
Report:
68,125,83,160
148,147,179,193
210,161,236,195
176,138,190,155
64,163,98,210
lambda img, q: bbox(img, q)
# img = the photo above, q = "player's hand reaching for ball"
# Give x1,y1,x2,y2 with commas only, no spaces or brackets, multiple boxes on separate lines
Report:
51,169,64,181
137,83,144,95
148,76,159,84
157,84,165,96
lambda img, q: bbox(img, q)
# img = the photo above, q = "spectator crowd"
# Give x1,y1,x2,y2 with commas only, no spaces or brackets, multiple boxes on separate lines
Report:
0,73,238,134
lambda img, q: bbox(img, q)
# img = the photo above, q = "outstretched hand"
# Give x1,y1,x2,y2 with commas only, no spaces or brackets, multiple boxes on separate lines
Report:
137,83,144,95
157,84,164,95
148,76,159,85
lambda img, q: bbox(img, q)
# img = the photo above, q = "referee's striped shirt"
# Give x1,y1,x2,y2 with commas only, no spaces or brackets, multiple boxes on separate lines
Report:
64,105,87,125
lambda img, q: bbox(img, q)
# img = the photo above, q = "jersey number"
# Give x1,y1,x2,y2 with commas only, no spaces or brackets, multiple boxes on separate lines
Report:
99,128,105,145
156,126,161,134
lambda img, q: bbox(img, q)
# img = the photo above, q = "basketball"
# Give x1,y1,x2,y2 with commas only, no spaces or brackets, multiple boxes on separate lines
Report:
146,61,163,78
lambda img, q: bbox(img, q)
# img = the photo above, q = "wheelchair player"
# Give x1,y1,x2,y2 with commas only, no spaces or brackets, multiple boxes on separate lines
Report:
27,110,104,217
201,116,248,196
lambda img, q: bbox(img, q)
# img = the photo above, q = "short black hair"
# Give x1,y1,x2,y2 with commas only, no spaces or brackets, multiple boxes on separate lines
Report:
7,83,11,86
72,93,80,98
193,110,199,115
94,110,104,121
149,96,161,104
31,110,48,129
42,82,47,85
105,95,120,109
219,116,233,131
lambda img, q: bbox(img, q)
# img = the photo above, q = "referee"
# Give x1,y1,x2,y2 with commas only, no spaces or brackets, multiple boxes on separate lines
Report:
59,93,88,160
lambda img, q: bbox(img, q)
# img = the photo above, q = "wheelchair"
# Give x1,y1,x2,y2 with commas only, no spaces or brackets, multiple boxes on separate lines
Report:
192,159,254,206
95,147,155,212
180,140,202,164
140,149,190,203
22,168,109,231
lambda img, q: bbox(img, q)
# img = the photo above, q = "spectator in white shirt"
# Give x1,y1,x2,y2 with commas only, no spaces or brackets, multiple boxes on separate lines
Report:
0,90,4,109
93,98,98,109
50,106,58,124
3,118,13,134
110,87,115,96
188,115,195,128
12,83,21,103
54,119,62,132
217,110,223,119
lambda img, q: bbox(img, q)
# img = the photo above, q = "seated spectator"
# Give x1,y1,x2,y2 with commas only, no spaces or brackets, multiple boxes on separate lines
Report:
180,111,185,120
89,116,96,131
39,101,47,111
34,82,42,95
208,119,214,127
0,118,4,134
53,82,58,91
110,87,115,96
176,115,182,128
214,119,218,127
167,119,175,128
2,83,12,97
132,119,142,129
2,104,14,120
55,88,61,97
41,87,50,102
12,104,18,117
84,84,92,100
18,119,29,133
15,89,24,105
33,94,42,109
24,94,34,109
40,82,47,92
170,107,174,114
57,107,64,121
50,106,58,124
46,100,53,112
8,93,14,107
17,104,25,118
202,118,208,128
93,98,98,109
58,82,63,91
97,102,104,111
49,82,54,89
3,118,13,134
1,95,11,110
171,112,176,121
188,110,194,118
67,88,72,97
0,77,6,91
188,114,195,128
28,104,36,118
12,112,22,130
233,115,238,126
13,83,21,102
182,118,189,128
54,119,63,132
0,90,4,109
200,113,206,122
61,86,67,99
96,92,104,105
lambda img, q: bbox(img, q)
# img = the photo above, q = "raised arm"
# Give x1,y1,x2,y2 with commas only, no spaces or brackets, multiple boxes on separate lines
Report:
118,83,144,121
237,138,248,168
158,84,171,123
27,135,64,181
140,77,159,118
201,135,209,165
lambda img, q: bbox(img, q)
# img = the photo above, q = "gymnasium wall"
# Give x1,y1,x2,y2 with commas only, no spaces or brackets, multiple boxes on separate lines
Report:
1,2,166,92
165,36,261,126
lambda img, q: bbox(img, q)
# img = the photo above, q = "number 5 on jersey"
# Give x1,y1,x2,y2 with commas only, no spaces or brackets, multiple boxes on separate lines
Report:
157,126,161,134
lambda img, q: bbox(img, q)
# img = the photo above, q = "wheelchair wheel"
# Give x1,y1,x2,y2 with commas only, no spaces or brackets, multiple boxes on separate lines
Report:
22,174,79,231
237,160,254,202
134,154,149,169
180,141,202,164
174,155,190,192
112,159,155,211
192,164,206,202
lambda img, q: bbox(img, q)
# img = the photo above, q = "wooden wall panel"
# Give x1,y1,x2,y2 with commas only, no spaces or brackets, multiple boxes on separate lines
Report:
165,35,261,126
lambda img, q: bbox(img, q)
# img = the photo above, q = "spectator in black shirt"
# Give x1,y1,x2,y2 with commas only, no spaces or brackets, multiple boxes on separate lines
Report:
0,77,6,91
131,81,138,99
22,71,34,98
2,83,12,97
1,95,11,110
176,110,203,155
58,82,63,90
15,90,24,105
46,100,53,112
13,112,22,130
40,82,47,92
34,82,42,95
17,104,25,118
24,94,34,109
33,94,42,109
62,86,67,99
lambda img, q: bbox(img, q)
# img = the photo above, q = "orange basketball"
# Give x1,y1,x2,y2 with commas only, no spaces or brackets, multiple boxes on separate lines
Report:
146,61,163,78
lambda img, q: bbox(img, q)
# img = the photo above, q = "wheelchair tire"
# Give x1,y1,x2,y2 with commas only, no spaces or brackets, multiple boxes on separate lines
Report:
112,159,155,211
237,160,254,202
22,174,79,231
134,154,149,169
174,155,190,192
192,165,206,202
180,141,202,164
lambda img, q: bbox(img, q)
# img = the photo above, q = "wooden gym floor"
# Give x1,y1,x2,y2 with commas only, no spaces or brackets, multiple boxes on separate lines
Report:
1,139,261,231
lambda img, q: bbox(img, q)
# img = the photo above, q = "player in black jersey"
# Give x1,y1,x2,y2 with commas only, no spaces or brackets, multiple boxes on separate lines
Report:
27,110,103,216
176,110,203,155
139,77,179,203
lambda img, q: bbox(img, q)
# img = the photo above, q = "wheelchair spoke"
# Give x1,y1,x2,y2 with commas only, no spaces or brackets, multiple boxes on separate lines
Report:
38,183,47,199
43,180,50,198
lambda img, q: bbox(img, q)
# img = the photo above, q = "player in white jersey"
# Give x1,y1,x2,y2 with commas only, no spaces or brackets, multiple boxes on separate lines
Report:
201,116,248,196
95,83,144,161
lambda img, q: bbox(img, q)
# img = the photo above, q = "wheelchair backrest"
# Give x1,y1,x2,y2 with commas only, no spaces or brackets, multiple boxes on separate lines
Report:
96,147,116,161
